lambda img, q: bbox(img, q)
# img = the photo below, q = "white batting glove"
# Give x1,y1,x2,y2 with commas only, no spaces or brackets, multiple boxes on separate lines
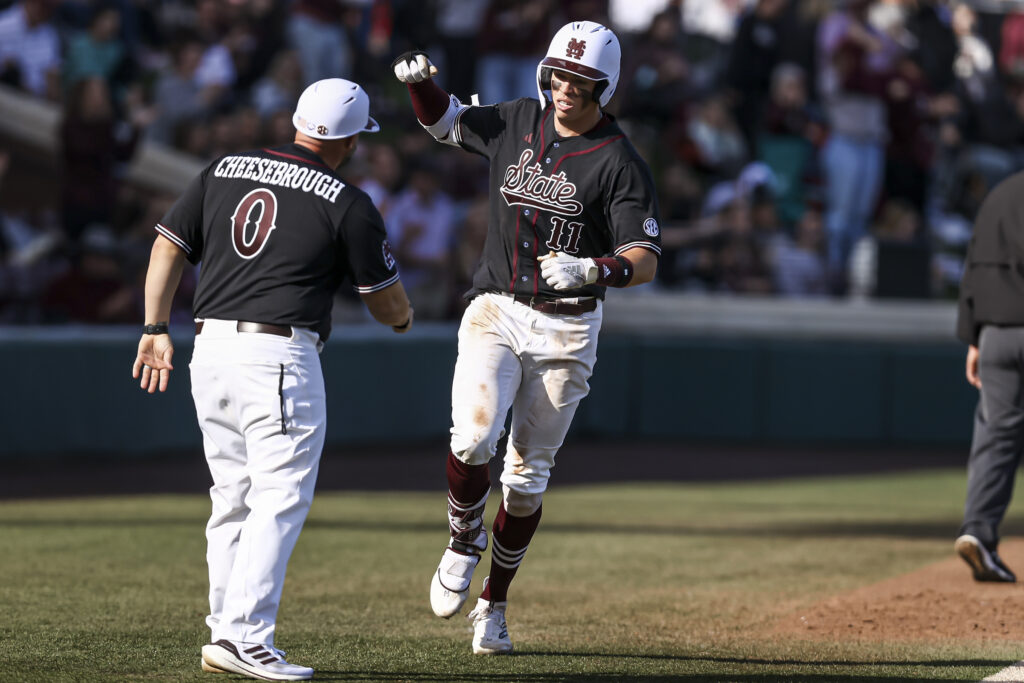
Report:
539,252,598,291
393,53,436,83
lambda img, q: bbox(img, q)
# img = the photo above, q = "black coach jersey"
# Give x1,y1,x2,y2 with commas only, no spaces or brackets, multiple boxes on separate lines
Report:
156,143,398,340
452,98,662,300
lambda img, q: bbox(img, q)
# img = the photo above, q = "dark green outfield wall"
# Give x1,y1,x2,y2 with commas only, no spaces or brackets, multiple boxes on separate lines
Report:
1,328,976,457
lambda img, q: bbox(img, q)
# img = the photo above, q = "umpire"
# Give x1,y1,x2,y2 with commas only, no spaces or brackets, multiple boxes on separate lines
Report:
954,170,1024,584
132,79,412,681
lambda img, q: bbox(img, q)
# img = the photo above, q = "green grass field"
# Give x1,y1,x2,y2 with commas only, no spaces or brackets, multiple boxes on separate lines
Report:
2,469,1022,682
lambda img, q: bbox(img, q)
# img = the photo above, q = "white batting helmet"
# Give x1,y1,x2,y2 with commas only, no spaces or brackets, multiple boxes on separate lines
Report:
292,78,381,140
536,21,621,108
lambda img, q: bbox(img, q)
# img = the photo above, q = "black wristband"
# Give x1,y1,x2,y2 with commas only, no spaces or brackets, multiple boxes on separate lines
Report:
143,322,169,335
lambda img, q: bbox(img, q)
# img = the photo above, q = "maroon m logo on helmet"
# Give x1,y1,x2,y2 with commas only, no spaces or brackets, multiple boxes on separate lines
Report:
566,38,586,60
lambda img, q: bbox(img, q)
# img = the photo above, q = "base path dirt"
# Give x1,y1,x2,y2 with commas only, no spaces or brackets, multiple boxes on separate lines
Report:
770,539,1024,642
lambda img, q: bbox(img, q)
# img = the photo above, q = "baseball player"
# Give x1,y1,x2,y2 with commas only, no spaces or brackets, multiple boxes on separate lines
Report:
132,78,412,681
394,20,662,655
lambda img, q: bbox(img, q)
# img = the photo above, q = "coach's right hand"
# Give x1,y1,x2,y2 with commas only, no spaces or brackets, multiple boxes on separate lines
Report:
393,52,436,83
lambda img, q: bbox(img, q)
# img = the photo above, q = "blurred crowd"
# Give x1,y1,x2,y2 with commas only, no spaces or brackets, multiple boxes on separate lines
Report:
1,0,1023,325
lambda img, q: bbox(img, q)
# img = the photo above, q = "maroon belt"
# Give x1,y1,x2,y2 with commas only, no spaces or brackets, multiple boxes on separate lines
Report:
195,321,294,337
513,295,598,316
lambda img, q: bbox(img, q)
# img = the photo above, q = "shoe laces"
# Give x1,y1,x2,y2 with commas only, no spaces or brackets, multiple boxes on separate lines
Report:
468,601,505,623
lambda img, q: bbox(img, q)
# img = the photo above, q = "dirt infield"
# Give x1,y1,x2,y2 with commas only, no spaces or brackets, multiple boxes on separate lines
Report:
770,538,1024,643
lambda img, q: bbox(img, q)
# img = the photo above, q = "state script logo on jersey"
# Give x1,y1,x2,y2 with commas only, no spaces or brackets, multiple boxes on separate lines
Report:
500,149,582,216
566,38,586,60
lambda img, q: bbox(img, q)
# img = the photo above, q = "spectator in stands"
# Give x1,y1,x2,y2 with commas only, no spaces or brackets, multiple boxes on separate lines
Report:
263,109,296,146
718,205,774,295
0,0,61,100
904,0,958,95
847,197,926,299
357,142,402,220
757,62,826,227
608,0,672,45
60,76,151,244
942,2,1024,194
475,0,558,104
725,0,790,155
618,8,692,130
452,196,489,315
1000,8,1024,85
62,4,130,99
686,91,748,180
39,225,139,323
773,202,828,296
233,106,263,152
883,53,938,214
816,0,903,294
191,4,238,102
286,0,353,84
250,49,303,119
386,157,457,319
433,0,488,101
147,33,219,146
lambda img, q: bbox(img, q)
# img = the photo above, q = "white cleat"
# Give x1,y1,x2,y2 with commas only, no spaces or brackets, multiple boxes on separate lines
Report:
200,657,227,673
430,547,481,618
467,597,513,655
200,640,313,681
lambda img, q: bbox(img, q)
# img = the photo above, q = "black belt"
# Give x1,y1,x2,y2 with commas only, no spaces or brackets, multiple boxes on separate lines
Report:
195,321,294,338
513,295,597,316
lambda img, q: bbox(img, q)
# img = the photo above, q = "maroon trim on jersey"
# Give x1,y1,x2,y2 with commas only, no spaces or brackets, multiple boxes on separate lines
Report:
539,108,550,149
551,135,625,174
508,209,522,292
155,223,190,254
530,211,542,296
264,148,331,169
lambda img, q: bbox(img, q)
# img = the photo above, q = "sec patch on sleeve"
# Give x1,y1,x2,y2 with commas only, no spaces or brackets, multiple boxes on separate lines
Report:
643,218,659,237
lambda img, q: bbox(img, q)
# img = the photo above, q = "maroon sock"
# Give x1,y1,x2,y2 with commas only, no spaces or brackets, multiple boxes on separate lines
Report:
481,502,542,603
446,451,489,506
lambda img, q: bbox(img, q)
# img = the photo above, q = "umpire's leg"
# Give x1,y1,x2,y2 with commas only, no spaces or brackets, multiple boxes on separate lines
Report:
961,325,1024,548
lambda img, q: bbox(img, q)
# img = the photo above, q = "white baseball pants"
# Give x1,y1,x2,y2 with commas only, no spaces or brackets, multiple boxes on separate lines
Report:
450,292,601,495
189,319,325,647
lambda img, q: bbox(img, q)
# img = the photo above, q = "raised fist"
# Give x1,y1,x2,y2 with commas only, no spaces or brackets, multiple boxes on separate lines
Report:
393,52,437,84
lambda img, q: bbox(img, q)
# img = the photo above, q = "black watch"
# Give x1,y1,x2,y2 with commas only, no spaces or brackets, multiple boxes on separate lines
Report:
143,322,169,335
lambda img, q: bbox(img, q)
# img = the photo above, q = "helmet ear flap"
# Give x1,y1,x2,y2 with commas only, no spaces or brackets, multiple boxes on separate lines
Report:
540,67,553,91
592,80,608,105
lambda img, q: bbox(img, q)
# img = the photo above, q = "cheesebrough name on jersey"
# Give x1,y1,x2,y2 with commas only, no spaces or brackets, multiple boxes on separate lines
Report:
452,97,662,300
156,143,398,340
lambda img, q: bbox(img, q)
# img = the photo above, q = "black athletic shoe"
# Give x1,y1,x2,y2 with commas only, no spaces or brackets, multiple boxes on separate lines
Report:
955,534,1016,582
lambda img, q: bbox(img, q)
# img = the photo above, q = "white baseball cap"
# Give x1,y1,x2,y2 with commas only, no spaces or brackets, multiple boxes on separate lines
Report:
292,78,381,140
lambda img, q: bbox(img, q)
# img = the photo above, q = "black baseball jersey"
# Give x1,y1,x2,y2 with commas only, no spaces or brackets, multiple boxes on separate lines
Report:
451,98,661,300
156,143,398,341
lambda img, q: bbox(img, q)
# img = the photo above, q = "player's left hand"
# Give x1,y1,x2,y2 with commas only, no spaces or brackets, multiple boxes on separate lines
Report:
133,334,175,393
539,251,598,291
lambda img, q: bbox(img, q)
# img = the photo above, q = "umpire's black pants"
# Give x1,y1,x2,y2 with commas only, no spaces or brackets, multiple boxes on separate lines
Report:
961,325,1024,548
